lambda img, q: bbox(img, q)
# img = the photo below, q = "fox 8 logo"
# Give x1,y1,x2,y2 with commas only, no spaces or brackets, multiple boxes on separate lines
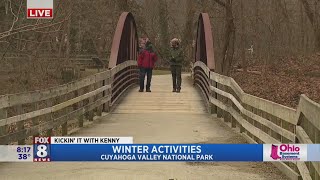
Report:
36,144,48,157
33,137,51,162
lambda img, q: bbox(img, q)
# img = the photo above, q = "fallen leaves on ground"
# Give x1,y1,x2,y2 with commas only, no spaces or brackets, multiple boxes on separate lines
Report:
230,54,320,108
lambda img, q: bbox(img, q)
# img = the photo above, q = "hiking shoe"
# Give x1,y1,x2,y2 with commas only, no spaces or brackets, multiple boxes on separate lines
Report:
176,89,181,93
146,89,151,92
172,89,176,92
139,89,143,92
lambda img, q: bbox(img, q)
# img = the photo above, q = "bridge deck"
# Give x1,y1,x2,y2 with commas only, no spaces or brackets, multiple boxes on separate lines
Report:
0,74,287,180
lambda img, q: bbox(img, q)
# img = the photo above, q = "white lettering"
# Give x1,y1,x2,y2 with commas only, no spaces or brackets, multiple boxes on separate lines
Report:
45,10,50,16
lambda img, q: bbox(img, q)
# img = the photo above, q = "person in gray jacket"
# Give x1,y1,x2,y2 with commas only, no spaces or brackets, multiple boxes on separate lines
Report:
169,38,183,93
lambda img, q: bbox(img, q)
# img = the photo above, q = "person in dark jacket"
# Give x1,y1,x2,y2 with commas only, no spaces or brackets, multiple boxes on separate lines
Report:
138,41,158,92
169,38,183,93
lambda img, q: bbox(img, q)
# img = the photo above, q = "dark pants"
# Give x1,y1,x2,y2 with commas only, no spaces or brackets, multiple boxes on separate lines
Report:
139,68,153,90
170,65,182,90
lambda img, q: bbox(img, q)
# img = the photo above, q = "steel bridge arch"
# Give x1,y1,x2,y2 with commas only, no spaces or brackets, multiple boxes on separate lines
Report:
194,13,215,71
108,12,139,69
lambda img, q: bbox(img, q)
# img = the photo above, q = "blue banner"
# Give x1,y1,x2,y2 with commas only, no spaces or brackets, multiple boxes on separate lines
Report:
307,144,320,161
50,144,263,161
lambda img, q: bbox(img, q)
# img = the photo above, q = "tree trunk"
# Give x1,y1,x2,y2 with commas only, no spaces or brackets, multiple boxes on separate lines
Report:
255,0,259,59
240,0,247,72
300,0,320,51
221,0,235,76
316,32,320,51
65,16,72,59
158,0,170,58
183,0,196,65
300,2,305,53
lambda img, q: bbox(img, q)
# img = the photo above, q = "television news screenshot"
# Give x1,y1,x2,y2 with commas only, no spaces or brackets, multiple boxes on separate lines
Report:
0,0,319,179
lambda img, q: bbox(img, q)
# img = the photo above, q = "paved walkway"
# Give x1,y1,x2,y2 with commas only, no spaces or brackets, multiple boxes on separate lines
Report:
0,74,288,180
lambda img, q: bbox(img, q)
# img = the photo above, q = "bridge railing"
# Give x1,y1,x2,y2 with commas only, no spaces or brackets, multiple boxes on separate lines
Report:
0,60,138,145
193,61,319,180
3,56,108,69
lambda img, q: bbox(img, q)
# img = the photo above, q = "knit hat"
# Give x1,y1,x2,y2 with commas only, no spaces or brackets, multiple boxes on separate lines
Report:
170,38,181,47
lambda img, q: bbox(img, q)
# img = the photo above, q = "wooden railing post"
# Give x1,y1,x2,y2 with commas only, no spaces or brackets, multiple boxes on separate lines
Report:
73,89,82,128
16,105,25,145
33,103,40,137
46,100,53,136
61,121,68,136
191,63,194,80
230,105,236,128
210,84,217,114
0,108,8,144
208,100,216,114
209,72,217,114
224,88,233,123
102,79,109,113
96,81,103,116
240,122,245,133
78,89,84,128
61,95,68,136
93,80,98,115
239,109,245,133
88,84,95,121
220,85,229,122
105,71,114,112
216,83,223,118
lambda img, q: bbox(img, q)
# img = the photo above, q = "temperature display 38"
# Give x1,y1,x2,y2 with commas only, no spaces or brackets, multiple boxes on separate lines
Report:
0,145,33,162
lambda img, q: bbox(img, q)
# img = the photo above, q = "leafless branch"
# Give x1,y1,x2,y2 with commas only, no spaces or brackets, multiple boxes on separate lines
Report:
0,20,67,40
8,0,23,32
299,0,314,25
12,38,52,43
0,41,10,44
32,29,63,34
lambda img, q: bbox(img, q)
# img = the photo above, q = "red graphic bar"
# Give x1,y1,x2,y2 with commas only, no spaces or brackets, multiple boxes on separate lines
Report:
27,9,53,19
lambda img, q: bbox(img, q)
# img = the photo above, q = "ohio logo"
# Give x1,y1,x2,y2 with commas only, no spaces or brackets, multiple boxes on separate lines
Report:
270,144,300,161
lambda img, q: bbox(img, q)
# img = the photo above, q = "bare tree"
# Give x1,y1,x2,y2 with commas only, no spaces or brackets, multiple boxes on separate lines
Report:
158,0,170,58
240,0,247,72
214,0,235,76
182,0,196,65
300,0,320,51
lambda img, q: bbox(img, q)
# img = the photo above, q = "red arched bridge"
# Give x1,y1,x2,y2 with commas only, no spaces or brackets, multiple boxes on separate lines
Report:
0,12,319,180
